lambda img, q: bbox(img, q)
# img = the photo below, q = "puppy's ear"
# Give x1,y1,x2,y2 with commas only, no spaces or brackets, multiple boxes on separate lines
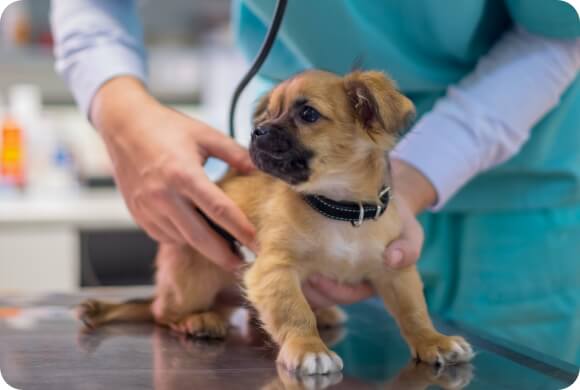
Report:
252,92,271,124
344,71,415,138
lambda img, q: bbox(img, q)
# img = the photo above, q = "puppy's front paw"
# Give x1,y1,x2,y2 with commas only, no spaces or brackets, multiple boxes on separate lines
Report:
278,336,343,375
433,363,474,389
273,363,343,390
411,333,473,366
393,361,473,390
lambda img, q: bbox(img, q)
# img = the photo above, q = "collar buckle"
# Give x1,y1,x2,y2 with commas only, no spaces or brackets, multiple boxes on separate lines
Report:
373,204,382,220
378,186,391,204
351,202,365,227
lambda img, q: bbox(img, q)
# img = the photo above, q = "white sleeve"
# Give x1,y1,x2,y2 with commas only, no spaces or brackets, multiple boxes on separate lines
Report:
391,26,580,210
50,0,148,118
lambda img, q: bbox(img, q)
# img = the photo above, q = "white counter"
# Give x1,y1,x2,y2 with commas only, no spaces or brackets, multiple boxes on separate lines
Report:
0,190,134,228
0,157,230,293
0,190,135,293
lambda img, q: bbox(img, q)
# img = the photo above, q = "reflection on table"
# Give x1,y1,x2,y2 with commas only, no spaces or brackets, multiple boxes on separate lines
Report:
0,289,576,389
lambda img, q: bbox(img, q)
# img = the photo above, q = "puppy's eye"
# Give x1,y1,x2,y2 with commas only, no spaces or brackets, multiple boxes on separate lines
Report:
299,106,320,123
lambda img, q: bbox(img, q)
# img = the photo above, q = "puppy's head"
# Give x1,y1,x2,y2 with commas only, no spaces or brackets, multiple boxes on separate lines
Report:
250,70,414,191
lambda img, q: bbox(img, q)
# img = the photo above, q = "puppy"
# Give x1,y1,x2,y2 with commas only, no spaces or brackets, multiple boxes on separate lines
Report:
78,70,473,375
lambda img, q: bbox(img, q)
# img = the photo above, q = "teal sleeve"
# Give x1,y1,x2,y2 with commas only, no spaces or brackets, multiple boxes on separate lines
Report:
505,0,580,38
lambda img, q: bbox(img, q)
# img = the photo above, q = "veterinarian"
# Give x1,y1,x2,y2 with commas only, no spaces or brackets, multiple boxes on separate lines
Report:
50,1,580,364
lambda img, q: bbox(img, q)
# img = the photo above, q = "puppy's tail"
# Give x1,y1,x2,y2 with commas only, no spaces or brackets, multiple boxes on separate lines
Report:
77,297,154,329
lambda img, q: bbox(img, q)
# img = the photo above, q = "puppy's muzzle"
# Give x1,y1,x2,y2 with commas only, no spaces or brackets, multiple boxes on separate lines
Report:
249,125,313,185
251,126,292,155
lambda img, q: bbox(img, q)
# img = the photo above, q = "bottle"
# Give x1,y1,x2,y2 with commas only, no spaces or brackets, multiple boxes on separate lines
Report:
0,94,3,151
8,84,51,194
0,115,26,189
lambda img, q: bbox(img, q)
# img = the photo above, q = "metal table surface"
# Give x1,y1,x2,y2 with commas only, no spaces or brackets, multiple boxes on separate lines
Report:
0,287,577,390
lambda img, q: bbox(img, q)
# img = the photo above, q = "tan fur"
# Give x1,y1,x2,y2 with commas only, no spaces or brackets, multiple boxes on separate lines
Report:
78,70,472,374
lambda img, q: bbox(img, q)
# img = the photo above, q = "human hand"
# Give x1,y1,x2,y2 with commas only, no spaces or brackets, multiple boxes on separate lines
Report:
383,194,425,268
302,274,374,309
301,200,424,309
298,157,438,307
383,159,435,268
91,77,257,271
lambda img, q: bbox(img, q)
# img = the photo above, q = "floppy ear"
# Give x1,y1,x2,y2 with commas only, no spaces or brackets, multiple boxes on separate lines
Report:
344,71,415,138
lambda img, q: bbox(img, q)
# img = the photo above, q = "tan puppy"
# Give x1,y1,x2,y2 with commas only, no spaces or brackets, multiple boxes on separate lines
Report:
78,70,473,375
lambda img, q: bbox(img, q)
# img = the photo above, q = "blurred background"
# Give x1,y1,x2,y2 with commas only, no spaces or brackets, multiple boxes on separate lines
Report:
0,0,254,293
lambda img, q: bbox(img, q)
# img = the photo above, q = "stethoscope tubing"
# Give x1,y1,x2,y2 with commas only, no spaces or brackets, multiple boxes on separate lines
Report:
228,0,288,139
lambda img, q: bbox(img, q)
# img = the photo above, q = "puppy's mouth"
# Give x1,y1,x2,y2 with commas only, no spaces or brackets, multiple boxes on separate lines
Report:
249,127,313,185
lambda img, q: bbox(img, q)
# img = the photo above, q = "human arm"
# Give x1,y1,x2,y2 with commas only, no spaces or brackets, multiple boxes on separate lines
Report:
385,26,580,267
51,0,258,269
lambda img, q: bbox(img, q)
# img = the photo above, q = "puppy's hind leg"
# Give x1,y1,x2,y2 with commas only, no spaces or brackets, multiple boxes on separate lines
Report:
152,245,235,339
77,297,153,329
168,308,230,339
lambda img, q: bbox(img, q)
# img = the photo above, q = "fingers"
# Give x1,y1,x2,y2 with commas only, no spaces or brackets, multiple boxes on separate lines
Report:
201,129,255,173
174,166,258,252
384,243,417,268
134,183,245,271
129,199,178,243
140,207,183,243
383,219,424,269
137,215,177,244
302,281,337,309
165,195,245,271
306,274,374,307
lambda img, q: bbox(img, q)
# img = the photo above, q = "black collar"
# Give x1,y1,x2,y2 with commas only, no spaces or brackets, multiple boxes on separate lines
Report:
303,186,391,227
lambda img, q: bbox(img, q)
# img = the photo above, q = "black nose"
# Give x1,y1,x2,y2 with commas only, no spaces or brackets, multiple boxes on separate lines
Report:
251,125,293,154
252,126,269,137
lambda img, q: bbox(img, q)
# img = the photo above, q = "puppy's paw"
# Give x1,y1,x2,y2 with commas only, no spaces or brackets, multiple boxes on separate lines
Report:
170,311,229,339
274,363,343,390
77,299,108,329
433,363,474,389
411,334,473,366
315,306,347,329
278,336,343,375
394,361,473,390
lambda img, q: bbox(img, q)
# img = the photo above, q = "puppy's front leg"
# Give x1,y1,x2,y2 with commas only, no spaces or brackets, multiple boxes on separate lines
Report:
373,267,473,366
244,253,343,375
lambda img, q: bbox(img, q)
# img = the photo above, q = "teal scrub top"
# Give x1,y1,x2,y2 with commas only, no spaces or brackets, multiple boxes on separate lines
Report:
233,0,580,212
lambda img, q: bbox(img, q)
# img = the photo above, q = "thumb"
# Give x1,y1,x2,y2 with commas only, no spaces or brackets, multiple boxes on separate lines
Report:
202,130,255,173
384,239,420,269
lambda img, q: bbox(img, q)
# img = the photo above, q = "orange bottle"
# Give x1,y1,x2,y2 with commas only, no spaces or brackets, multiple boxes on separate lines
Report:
0,117,26,188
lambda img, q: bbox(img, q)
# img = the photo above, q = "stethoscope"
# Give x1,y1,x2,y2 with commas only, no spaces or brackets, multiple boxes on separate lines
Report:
228,0,288,140
194,0,287,249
